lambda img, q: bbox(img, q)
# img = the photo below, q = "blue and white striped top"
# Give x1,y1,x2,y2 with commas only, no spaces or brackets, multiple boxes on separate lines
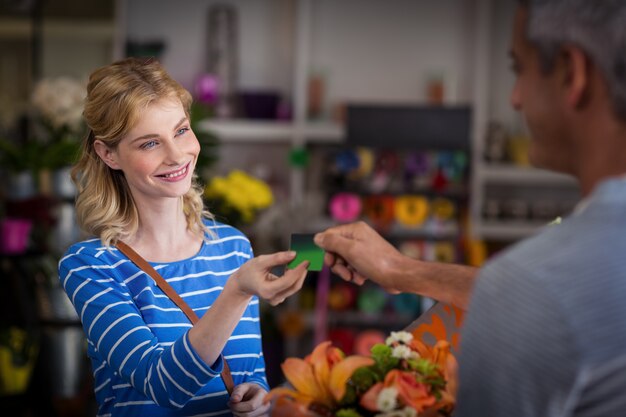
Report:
58,221,268,417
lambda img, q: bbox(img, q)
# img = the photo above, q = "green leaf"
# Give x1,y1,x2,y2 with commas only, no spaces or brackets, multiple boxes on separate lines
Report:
0,138,46,173
336,408,364,417
370,343,400,376
370,343,391,360
190,102,220,178
40,139,81,169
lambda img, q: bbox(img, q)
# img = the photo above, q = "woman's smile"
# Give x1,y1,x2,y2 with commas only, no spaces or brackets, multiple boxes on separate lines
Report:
156,162,191,182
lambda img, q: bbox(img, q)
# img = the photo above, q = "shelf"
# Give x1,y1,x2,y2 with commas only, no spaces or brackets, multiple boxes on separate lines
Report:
0,18,115,40
479,163,577,186
195,119,344,144
474,219,550,240
301,217,459,240
302,310,417,328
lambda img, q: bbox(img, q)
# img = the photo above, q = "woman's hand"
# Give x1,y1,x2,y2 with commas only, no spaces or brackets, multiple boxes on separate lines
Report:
229,251,309,306
228,383,270,417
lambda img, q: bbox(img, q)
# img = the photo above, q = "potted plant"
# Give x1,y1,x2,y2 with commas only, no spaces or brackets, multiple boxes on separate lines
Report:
0,137,42,200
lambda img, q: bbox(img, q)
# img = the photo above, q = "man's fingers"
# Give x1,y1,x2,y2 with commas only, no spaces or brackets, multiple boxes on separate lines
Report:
323,251,336,267
352,275,367,285
331,263,354,282
314,230,345,252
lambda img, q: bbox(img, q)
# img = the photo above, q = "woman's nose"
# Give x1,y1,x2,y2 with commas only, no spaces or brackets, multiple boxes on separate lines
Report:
164,141,185,165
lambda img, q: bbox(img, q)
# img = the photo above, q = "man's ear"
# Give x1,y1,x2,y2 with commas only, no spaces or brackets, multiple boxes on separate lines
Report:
93,140,121,170
560,45,591,109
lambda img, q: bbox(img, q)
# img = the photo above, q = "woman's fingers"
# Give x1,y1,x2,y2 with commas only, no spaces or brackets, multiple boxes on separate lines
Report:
254,251,297,270
229,384,269,417
257,260,308,302
232,402,270,417
268,265,309,305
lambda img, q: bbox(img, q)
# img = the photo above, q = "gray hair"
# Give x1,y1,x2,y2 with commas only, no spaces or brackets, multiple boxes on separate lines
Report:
520,0,626,120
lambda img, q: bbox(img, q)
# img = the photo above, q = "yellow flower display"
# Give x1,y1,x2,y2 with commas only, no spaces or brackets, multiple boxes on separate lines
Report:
205,170,274,225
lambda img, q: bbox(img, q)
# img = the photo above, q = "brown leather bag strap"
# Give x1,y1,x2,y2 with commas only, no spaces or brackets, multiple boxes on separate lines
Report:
116,241,235,395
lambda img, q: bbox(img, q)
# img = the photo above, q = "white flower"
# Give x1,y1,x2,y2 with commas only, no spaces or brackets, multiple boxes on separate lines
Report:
402,406,417,417
31,77,86,133
386,331,413,346
391,344,415,360
376,387,398,412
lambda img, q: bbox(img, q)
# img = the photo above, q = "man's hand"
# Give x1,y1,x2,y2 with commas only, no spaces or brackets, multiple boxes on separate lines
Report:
314,221,404,293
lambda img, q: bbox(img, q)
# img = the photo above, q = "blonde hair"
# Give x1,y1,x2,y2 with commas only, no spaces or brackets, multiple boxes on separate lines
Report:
72,57,214,247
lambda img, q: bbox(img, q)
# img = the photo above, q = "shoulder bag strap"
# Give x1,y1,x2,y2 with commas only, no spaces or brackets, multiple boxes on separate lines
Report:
116,241,235,395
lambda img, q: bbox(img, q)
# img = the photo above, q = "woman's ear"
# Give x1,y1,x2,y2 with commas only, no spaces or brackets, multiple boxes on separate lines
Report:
94,140,121,170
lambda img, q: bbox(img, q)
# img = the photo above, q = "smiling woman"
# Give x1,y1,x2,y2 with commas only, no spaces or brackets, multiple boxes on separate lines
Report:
58,57,311,417
93,97,200,205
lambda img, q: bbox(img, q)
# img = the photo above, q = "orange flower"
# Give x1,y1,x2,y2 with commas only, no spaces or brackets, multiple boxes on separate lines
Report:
386,370,436,412
359,382,383,411
430,340,458,411
360,370,436,413
266,341,374,409
268,328,458,417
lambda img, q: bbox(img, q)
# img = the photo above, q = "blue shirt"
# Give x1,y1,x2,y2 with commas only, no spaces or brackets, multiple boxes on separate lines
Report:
58,221,268,417
457,177,626,416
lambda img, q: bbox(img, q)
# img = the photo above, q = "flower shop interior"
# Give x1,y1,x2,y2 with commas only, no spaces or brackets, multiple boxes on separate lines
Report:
0,0,580,416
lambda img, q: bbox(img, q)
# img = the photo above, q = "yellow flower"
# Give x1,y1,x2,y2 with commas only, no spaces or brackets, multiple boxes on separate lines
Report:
204,170,274,224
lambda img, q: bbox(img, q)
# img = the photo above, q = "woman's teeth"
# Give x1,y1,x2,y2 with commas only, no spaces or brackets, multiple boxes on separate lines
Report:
162,166,187,178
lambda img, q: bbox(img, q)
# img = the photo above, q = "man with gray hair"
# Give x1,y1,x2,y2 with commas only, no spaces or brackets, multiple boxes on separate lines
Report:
315,0,626,415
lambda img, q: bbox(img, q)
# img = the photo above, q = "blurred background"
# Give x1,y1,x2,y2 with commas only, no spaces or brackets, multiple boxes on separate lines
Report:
0,0,580,415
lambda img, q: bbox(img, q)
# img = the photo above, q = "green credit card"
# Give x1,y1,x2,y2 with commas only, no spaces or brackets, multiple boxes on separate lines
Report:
287,233,324,271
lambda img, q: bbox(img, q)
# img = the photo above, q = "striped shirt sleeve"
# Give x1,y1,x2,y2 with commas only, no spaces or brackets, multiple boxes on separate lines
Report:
59,247,222,409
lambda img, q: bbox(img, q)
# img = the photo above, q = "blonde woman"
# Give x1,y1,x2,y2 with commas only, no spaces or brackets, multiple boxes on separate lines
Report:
59,57,308,417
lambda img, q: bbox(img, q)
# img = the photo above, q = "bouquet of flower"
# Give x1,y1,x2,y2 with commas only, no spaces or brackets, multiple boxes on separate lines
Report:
266,330,457,417
204,170,274,226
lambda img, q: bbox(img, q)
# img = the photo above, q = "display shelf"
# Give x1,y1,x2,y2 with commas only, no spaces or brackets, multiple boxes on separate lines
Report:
302,311,417,328
0,17,115,40
468,0,581,243
300,216,460,240
473,219,550,240
195,119,344,144
479,163,577,186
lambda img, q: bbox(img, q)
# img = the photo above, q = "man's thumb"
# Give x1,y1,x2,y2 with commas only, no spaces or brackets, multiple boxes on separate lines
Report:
316,232,349,253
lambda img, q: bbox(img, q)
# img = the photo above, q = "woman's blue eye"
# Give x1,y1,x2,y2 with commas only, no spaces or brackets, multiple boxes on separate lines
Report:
141,140,157,150
176,127,190,137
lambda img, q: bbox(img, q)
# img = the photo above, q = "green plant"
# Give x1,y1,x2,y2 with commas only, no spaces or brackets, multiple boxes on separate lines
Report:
190,102,220,177
0,134,80,175
0,138,38,174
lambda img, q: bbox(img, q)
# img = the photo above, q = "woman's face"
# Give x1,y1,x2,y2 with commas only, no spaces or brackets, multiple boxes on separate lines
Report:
96,97,200,205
